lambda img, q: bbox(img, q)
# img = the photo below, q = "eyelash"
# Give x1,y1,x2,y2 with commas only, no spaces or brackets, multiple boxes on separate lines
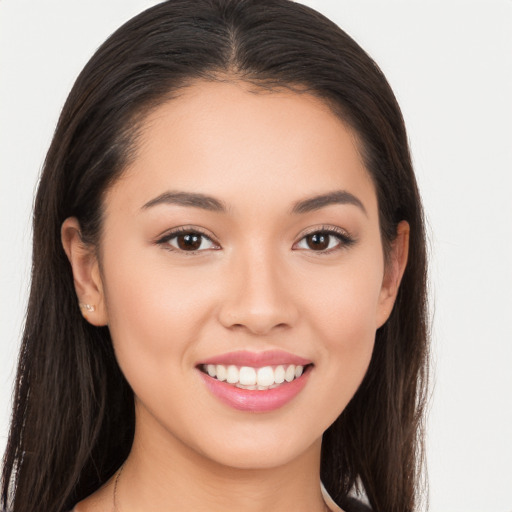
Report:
296,226,356,253
155,226,220,255
155,225,355,255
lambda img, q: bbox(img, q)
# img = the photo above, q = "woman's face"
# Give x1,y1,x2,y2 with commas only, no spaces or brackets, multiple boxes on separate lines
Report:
90,81,402,469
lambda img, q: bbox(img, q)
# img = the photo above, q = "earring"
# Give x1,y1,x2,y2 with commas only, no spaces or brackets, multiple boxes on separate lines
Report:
79,303,96,312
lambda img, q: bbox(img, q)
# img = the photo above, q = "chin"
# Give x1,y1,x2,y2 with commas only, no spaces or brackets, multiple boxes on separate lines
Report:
195,434,321,471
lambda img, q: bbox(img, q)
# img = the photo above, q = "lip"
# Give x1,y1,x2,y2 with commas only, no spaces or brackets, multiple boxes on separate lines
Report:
198,350,312,367
198,363,312,413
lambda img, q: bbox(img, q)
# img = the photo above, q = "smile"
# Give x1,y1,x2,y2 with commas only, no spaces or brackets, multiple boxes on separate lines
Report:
200,364,307,390
197,351,313,412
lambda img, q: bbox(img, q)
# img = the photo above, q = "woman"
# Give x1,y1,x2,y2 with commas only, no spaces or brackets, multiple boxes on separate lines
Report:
1,1,429,511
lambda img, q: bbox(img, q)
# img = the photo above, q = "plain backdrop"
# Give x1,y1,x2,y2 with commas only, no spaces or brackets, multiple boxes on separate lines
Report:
1,1,511,511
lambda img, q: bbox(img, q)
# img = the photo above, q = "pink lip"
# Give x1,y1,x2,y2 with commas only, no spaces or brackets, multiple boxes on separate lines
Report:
198,365,312,413
199,350,312,367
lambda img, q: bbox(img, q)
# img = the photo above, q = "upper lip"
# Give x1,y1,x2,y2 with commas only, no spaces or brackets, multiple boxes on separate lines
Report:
198,350,312,367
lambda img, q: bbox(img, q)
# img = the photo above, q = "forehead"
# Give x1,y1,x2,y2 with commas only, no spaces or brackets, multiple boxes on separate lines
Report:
110,80,378,218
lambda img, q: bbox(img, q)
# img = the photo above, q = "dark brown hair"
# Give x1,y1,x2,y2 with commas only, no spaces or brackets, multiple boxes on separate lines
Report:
1,1,429,511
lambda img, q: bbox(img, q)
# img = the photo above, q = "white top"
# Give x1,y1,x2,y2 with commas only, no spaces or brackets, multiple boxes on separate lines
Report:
321,482,345,512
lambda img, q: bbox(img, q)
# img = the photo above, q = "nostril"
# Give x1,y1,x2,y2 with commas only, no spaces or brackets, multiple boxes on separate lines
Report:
217,285,299,335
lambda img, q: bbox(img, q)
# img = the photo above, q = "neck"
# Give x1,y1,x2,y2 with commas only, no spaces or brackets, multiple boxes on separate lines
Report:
117,409,326,512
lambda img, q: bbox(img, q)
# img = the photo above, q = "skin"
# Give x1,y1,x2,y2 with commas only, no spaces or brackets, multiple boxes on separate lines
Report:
62,81,409,512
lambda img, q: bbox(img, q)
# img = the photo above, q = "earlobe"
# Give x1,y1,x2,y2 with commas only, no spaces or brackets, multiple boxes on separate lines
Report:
376,220,410,328
61,217,108,326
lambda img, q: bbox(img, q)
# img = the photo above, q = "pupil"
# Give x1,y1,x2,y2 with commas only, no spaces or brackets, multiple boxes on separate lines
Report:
178,233,201,250
307,233,329,250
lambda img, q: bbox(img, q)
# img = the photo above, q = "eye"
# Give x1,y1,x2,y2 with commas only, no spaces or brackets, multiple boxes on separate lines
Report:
157,228,219,253
295,228,355,253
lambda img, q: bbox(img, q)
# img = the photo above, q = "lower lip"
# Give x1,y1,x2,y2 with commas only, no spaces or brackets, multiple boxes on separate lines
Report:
198,367,311,412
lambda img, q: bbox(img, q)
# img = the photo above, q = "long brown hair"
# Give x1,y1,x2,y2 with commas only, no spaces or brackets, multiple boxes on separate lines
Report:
1,1,429,511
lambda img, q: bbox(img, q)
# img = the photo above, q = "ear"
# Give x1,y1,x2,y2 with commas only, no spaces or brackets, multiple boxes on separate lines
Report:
61,217,108,326
376,220,410,328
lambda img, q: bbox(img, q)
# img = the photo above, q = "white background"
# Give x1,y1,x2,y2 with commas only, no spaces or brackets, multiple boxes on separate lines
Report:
1,1,511,511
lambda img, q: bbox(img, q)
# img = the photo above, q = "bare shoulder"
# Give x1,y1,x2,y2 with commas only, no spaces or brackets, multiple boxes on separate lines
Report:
72,478,114,512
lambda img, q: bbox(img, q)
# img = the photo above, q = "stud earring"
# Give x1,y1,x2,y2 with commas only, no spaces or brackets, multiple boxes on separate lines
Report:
79,303,96,312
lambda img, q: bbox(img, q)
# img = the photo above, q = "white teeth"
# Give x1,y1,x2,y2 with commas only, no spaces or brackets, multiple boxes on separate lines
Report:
216,364,227,381
285,365,296,382
256,366,274,387
226,365,239,384
274,365,285,384
235,384,257,390
239,366,257,386
203,363,307,388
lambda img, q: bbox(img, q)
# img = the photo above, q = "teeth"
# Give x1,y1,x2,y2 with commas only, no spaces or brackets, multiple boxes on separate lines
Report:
226,365,239,384
216,364,227,382
235,383,258,390
274,365,285,384
239,366,257,386
285,365,296,382
256,366,274,387
202,363,306,389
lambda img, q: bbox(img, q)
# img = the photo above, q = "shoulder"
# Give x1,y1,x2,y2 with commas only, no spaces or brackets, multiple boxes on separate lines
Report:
70,476,114,512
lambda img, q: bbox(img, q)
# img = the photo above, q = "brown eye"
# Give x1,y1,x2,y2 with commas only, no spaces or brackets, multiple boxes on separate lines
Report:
161,230,217,252
176,233,202,251
305,233,330,251
295,229,354,253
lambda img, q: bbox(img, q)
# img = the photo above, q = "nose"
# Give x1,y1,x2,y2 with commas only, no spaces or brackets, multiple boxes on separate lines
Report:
217,247,299,336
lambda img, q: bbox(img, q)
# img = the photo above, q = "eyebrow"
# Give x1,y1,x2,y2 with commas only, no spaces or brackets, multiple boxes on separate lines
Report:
141,189,366,216
142,191,227,212
291,190,367,216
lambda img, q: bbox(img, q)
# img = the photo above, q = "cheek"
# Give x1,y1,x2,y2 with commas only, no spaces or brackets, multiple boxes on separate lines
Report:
301,252,383,406
100,247,217,372
306,252,384,343
99,251,223,430
317,289,378,384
